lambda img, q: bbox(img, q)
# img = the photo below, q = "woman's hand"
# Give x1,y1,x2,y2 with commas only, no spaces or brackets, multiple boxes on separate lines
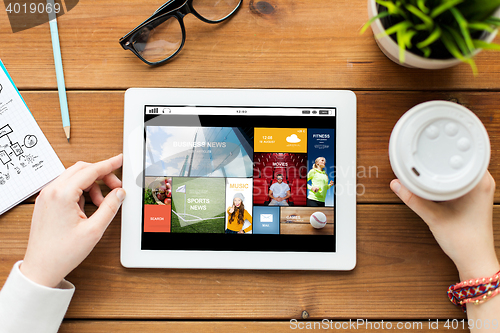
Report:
390,171,499,281
228,205,234,214
311,186,319,193
20,155,126,288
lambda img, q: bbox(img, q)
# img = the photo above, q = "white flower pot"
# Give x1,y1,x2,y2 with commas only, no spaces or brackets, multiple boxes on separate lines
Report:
367,0,500,69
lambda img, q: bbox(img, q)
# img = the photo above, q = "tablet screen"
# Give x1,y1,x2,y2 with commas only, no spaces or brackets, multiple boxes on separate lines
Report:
141,106,336,252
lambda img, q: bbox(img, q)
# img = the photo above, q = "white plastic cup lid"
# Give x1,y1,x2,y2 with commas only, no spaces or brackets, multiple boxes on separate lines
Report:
389,101,490,201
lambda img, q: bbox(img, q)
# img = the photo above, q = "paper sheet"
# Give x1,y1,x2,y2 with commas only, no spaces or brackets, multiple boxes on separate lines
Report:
0,60,65,215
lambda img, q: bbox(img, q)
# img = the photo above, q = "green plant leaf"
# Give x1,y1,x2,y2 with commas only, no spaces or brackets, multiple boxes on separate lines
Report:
402,29,417,48
457,0,500,21
450,7,475,54
473,39,500,50
417,0,429,14
469,59,478,75
430,0,464,18
468,22,495,33
445,25,471,56
416,26,442,48
485,17,500,26
376,0,406,16
406,4,434,29
414,23,428,30
360,11,391,34
441,31,466,60
421,46,432,57
442,30,478,75
397,28,406,63
375,20,413,38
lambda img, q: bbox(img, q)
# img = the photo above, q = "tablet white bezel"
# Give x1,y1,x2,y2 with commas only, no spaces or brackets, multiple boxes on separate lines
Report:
121,88,356,270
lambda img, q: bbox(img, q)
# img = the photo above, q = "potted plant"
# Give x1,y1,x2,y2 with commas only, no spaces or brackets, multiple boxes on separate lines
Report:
361,0,500,73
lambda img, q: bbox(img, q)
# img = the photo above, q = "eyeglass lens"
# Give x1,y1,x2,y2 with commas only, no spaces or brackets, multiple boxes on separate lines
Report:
192,0,241,21
132,16,183,63
131,0,240,63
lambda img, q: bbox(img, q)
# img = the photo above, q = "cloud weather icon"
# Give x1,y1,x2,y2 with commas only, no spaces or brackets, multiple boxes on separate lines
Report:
286,134,301,143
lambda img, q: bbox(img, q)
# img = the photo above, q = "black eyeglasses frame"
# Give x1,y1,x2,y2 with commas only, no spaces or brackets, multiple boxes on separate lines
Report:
119,0,243,66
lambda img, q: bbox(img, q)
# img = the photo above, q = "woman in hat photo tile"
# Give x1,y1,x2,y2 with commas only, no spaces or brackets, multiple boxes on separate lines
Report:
226,192,252,234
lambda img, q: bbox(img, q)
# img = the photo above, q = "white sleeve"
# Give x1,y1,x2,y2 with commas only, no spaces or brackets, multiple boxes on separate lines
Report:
0,261,75,333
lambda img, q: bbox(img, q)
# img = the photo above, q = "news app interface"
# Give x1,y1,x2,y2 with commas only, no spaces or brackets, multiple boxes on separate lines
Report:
142,106,336,252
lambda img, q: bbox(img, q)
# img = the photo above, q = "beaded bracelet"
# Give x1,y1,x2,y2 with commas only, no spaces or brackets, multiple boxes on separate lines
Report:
447,270,500,312
461,288,500,307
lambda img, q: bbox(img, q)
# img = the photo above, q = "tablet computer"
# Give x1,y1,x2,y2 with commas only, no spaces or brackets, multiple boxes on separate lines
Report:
121,88,356,270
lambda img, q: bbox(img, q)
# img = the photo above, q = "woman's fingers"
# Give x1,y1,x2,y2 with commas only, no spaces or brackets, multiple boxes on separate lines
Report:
87,182,105,207
88,188,126,232
78,195,85,214
102,172,122,190
390,179,437,224
71,155,123,193
50,160,90,187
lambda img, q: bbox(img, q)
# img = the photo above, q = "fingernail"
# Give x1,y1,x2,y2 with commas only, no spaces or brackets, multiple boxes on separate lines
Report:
117,189,126,202
391,180,401,195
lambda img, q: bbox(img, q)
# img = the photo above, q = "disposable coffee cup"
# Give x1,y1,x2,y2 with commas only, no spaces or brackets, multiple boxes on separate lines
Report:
389,101,490,201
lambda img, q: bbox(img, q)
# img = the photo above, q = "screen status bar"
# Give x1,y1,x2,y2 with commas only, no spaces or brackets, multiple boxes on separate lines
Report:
145,106,336,116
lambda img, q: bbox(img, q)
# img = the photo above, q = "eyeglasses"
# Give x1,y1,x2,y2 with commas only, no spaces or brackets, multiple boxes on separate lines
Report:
119,0,242,65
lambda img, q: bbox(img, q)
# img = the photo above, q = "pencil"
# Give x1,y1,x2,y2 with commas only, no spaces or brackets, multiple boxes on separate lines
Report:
47,0,70,142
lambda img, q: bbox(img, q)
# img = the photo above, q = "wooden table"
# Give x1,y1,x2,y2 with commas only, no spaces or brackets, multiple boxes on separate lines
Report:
1,0,499,331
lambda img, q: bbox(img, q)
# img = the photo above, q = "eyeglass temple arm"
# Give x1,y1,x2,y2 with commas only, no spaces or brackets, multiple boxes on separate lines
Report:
153,0,176,14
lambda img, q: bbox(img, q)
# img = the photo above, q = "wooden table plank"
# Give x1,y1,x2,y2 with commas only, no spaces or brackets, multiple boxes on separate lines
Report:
1,0,500,90
59,320,469,332
18,90,500,204
1,204,498,319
